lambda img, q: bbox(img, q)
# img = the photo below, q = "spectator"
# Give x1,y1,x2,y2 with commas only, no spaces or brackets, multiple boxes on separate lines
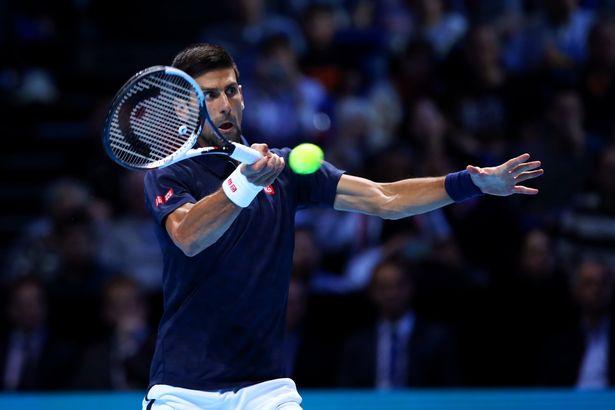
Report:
580,18,615,143
558,144,615,269
515,88,589,221
0,276,77,391
98,170,163,293
339,258,461,388
46,209,110,345
199,0,305,82
282,276,339,387
73,275,155,390
443,24,513,166
407,0,468,59
503,0,595,72
492,228,573,385
242,33,330,148
538,259,614,388
4,178,105,282
299,3,345,93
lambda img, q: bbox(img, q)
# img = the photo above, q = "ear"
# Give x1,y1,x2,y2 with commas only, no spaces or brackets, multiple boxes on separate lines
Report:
239,84,245,110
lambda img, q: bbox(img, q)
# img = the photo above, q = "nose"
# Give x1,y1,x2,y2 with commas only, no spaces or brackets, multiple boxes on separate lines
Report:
217,93,232,115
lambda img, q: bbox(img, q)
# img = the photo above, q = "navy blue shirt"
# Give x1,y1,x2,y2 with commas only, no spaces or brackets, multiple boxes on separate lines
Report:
143,148,343,391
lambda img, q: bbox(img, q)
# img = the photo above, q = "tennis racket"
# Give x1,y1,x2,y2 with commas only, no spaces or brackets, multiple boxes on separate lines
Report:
102,65,262,170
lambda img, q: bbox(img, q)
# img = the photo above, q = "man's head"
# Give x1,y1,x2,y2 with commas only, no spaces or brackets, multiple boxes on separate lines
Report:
102,275,148,331
7,276,47,333
572,259,612,319
368,259,413,321
172,43,244,145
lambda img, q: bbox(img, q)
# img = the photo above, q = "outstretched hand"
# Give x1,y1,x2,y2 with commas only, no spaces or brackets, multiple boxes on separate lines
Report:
467,153,544,196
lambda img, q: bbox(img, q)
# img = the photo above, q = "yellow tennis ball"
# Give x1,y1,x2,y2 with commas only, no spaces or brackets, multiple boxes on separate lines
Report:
289,143,324,174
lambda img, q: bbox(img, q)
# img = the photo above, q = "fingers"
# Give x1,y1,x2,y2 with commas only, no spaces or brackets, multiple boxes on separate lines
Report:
250,143,270,156
512,185,539,195
242,152,285,186
253,155,284,185
514,169,544,183
504,153,531,169
509,160,541,177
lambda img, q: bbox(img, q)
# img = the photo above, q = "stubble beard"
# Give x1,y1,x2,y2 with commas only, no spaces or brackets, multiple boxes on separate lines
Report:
199,123,242,146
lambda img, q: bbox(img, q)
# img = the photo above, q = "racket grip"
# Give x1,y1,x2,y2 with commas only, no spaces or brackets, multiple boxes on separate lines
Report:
230,142,263,164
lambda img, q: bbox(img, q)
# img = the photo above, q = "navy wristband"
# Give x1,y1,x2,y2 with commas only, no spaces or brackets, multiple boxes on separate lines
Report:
445,170,483,202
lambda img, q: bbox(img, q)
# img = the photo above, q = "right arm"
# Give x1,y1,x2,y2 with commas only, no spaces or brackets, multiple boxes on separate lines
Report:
165,190,243,257
165,144,285,256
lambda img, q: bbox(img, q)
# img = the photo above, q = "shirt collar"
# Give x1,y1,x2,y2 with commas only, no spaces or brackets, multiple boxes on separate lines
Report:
379,311,416,338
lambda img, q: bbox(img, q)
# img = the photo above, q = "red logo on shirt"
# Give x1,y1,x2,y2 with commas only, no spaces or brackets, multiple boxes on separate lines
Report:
264,185,275,195
155,188,174,207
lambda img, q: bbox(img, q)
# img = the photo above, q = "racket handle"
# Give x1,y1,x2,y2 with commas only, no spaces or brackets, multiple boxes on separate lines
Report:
230,142,263,164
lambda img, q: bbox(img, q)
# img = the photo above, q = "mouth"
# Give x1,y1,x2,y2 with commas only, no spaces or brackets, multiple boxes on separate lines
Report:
217,121,234,133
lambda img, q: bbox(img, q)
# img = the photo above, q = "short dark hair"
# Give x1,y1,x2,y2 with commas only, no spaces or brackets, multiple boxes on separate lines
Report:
172,43,240,80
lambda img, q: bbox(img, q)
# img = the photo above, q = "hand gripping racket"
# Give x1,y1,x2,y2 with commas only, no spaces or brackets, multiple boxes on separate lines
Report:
102,66,262,170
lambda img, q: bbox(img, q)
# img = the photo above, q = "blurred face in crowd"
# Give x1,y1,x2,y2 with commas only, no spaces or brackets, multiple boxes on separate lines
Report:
258,38,298,87
56,223,95,270
103,279,147,330
303,7,336,48
122,170,148,217
286,278,307,332
293,228,320,279
369,262,412,321
573,260,612,318
466,26,500,71
547,91,584,140
598,146,615,197
408,98,446,144
545,0,577,24
195,68,244,144
520,229,555,278
229,0,264,24
46,179,90,222
8,280,46,333
588,21,615,67
412,0,443,25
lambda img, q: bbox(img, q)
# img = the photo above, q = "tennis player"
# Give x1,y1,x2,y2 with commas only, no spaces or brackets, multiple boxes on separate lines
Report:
142,43,543,410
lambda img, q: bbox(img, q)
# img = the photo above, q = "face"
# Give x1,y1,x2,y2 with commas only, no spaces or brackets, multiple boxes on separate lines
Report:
369,263,412,321
9,282,46,332
573,261,612,316
104,282,146,326
521,229,555,277
286,279,307,331
194,68,244,145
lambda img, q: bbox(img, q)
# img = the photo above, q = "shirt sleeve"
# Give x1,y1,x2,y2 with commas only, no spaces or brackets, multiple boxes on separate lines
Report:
276,148,344,208
144,167,197,226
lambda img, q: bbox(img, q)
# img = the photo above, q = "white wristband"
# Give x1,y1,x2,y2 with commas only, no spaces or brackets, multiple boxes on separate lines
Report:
222,166,262,207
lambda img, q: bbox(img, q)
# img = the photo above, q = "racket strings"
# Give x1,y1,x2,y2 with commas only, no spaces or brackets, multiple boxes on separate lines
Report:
107,72,201,167
117,77,196,149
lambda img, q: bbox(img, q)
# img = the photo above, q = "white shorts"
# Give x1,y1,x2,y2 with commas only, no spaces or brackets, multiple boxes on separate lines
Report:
142,378,303,410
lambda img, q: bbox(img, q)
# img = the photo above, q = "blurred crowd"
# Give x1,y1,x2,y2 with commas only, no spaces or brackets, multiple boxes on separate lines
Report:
2,0,615,392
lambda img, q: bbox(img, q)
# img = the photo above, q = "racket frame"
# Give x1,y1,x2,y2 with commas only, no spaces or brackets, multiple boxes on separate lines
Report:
102,66,261,170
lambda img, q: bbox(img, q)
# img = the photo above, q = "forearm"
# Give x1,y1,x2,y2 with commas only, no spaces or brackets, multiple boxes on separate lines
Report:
378,177,454,219
166,189,242,256
334,175,455,220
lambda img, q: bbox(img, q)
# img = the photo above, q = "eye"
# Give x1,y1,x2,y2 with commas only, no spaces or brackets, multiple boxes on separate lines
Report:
225,86,238,96
204,90,219,100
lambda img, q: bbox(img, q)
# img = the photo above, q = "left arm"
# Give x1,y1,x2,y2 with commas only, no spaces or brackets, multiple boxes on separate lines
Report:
334,153,543,219
334,175,453,220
